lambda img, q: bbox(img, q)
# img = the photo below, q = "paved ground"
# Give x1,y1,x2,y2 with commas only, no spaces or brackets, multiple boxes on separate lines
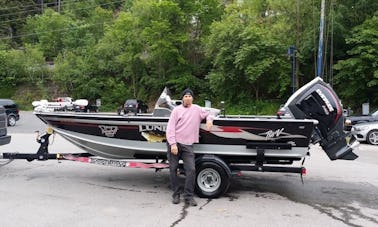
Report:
0,111,377,227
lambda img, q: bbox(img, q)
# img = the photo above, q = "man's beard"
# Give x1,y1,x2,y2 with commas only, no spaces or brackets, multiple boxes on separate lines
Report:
183,101,191,107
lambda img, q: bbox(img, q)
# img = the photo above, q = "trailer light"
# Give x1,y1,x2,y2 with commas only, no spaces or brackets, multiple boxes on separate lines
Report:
301,168,307,175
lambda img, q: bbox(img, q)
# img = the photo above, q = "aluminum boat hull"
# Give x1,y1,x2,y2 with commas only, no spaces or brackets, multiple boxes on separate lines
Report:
36,113,315,161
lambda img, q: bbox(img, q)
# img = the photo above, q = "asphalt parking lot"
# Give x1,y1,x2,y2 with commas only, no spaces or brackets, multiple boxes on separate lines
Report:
1,111,378,227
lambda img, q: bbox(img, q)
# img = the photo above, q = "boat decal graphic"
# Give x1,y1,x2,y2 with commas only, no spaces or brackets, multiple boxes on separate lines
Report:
139,124,166,133
202,125,267,140
202,125,307,141
264,128,284,139
259,128,308,140
99,125,118,137
316,88,334,114
139,124,166,142
141,132,166,143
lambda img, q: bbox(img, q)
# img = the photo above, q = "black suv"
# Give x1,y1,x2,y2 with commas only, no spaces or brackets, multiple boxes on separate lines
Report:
123,99,148,114
0,99,20,126
0,106,11,145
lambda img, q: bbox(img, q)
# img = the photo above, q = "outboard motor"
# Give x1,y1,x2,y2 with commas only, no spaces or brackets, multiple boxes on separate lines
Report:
284,77,358,160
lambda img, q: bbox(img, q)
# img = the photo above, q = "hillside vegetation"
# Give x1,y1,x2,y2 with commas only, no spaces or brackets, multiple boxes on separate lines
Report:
0,0,377,113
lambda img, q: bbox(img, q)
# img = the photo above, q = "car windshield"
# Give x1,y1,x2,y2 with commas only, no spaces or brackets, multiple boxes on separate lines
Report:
126,99,137,105
372,109,378,117
0,99,14,106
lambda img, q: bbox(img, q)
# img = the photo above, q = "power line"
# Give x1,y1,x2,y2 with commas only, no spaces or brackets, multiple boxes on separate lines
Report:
0,2,39,11
0,0,87,12
0,0,125,18
0,7,41,17
0,0,125,32
0,20,113,40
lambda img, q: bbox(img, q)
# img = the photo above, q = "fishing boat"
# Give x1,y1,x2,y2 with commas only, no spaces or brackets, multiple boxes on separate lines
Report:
34,77,358,163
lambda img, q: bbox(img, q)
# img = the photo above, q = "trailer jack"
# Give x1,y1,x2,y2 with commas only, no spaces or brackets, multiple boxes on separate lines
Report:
1,129,60,162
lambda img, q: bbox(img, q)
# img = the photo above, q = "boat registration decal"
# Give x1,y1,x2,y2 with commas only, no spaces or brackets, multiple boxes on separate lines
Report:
99,125,118,137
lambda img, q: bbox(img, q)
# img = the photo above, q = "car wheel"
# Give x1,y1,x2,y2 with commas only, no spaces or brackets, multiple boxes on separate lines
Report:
367,130,378,145
8,115,16,126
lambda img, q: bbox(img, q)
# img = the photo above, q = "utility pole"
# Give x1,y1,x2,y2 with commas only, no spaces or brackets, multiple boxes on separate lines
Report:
58,0,61,13
317,0,325,78
295,0,300,89
288,45,296,94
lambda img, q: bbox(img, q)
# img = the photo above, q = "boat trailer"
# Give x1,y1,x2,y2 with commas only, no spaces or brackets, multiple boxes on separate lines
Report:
1,130,307,198
0,131,169,170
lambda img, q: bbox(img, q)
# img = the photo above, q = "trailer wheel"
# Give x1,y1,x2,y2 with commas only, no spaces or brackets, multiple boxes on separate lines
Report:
195,162,230,198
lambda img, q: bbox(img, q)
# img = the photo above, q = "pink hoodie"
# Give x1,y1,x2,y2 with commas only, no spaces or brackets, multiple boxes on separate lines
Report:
166,104,212,146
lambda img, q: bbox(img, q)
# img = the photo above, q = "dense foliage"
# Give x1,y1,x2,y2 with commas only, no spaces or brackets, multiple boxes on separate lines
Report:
0,0,377,113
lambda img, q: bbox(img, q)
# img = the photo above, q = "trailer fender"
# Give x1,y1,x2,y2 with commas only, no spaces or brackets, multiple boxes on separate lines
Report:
195,155,231,176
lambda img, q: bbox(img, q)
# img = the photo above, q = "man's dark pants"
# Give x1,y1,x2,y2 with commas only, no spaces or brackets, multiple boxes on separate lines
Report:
167,143,195,200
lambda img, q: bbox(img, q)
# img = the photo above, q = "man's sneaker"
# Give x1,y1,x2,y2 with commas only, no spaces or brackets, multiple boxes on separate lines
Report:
172,195,180,204
184,198,197,207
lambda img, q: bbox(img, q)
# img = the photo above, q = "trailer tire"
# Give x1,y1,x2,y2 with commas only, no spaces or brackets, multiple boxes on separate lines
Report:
195,162,230,198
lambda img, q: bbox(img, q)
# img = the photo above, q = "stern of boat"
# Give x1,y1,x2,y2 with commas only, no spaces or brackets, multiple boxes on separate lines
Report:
284,77,358,160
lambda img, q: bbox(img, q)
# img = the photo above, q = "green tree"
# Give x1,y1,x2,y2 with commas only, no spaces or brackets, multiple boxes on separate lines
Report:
95,0,196,101
206,2,291,103
0,48,26,86
22,44,49,85
23,8,74,60
0,0,42,47
334,15,378,109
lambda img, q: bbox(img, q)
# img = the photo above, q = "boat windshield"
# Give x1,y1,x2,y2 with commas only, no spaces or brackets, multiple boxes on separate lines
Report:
154,87,177,110
153,88,220,117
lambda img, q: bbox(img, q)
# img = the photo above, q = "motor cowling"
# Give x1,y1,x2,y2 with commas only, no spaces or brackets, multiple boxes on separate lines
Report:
284,77,358,160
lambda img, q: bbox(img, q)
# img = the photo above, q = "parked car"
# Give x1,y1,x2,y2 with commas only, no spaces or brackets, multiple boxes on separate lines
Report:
74,103,99,112
52,97,74,111
345,109,378,131
0,106,11,145
73,99,99,112
123,99,148,114
0,99,20,126
351,121,378,145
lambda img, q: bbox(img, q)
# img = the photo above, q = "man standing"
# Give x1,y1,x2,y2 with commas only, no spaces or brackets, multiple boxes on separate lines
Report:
166,88,213,206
